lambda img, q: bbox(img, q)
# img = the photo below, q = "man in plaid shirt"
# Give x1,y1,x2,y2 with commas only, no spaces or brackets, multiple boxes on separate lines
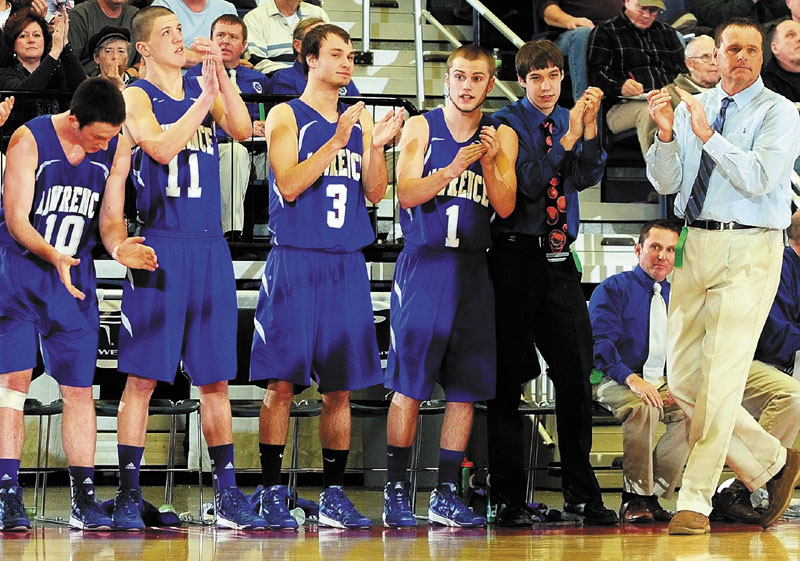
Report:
587,0,686,156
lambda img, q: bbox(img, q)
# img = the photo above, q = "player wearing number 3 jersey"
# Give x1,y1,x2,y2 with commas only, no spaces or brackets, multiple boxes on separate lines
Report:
382,45,517,529
115,7,266,531
249,24,403,529
0,79,157,531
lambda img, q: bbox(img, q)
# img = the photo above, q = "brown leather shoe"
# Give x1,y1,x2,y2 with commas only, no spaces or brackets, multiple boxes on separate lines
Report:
712,479,761,524
668,510,710,535
619,496,654,524
761,448,800,528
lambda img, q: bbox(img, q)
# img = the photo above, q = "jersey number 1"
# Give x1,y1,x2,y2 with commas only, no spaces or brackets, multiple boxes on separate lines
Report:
445,205,460,248
166,154,202,198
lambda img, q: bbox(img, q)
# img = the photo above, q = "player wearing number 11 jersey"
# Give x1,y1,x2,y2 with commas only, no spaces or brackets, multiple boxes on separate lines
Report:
115,6,266,531
382,45,517,529
0,79,157,531
249,24,402,529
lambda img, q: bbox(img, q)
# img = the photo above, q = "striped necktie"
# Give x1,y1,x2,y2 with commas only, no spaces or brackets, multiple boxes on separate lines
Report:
683,96,733,223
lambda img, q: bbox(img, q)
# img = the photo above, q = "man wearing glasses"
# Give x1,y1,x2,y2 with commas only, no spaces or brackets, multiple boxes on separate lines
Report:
588,0,687,157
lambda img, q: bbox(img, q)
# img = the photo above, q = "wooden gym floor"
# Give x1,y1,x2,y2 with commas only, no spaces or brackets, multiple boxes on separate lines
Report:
2,487,800,560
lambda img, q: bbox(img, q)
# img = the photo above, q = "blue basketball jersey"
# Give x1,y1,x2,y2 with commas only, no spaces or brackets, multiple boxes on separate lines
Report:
267,98,374,252
128,77,222,234
399,108,498,253
0,115,118,259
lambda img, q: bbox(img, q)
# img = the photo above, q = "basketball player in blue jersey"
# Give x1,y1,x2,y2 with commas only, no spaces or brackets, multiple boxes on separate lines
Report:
113,6,266,531
383,44,518,528
249,24,403,530
0,78,157,531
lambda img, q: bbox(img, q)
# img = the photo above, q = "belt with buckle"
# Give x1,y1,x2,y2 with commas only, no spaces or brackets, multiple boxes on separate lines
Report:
688,220,756,231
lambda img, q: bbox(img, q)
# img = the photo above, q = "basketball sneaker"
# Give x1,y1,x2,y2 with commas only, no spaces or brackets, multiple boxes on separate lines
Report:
112,488,145,531
319,485,371,529
0,485,31,531
383,481,417,528
428,482,486,527
251,485,298,530
216,486,268,530
70,486,113,530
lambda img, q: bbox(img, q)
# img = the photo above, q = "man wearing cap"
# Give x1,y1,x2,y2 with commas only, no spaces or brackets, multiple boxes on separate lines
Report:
588,0,686,156
88,27,135,89
69,0,138,76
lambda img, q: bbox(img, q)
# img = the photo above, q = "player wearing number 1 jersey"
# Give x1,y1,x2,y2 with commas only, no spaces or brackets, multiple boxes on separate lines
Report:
382,45,517,529
249,24,402,530
0,79,157,531
115,6,266,531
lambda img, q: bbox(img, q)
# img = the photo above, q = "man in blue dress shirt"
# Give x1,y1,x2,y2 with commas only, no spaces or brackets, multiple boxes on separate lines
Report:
590,220,687,524
646,18,800,534
487,39,617,526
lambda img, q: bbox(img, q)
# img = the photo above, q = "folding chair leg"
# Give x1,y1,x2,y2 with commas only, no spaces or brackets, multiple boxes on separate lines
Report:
288,416,301,496
165,413,177,506
409,415,424,514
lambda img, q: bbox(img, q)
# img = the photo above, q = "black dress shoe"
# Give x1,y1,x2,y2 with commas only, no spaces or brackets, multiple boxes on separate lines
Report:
496,505,535,527
564,502,619,525
645,495,675,522
619,496,654,524
712,479,761,524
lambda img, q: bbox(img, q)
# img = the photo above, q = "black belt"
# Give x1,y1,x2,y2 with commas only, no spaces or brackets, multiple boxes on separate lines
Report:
688,220,757,231
496,233,547,248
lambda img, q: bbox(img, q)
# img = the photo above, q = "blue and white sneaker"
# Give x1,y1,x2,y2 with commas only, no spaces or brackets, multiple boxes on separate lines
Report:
428,482,486,527
252,485,298,530
383,481,417,528
112,488,145,531
216,486,268,530
319,486,371,529
0,485,31,531
70,486,113,530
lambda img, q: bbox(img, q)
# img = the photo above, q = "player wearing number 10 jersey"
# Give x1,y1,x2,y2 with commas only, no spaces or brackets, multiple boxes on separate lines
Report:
249,24,402,529
0,79,157,531
115,7,265,531
382,45,517,529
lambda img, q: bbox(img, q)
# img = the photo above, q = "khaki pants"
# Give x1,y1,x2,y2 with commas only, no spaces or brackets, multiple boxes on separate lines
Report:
606,100,654,157
593,378,689,497
219,142,266,234
669,228,785,516
743,360,800,448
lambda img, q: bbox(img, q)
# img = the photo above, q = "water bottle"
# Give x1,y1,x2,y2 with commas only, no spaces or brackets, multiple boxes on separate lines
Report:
492,48,503,78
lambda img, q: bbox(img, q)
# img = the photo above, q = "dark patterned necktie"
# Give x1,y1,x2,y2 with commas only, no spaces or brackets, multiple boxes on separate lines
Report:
542,119,569,257
683,96,733,223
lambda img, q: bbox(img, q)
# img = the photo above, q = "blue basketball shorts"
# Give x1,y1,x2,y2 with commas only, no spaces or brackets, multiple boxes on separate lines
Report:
0,246,99,387
385,246,496,402
249,247,382,393
118,231,237,385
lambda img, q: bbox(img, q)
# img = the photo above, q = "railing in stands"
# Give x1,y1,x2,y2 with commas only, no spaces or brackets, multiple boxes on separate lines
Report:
412,0,518,108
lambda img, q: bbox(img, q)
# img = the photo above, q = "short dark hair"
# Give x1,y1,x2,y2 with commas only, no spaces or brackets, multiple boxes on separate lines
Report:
788,210,800,242
515,39,563,78
131,6,174,45
1,9,51,68
210,14,247,43
301,23,351,76
446,44,495,74
714,17,763,47
292,17,324,55
638,219,682,245
70,78,126,128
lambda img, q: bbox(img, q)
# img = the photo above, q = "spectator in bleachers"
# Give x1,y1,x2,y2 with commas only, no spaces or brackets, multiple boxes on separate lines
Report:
641,35,720,154
270,16,359,95
710,210,800,524
488,39,617,527
244,0,328,76
88,26,135,89
697,0,788,29
0,0,47,30
68,0,138,76
0,8,87,134
589,220,688,524
763,19,800,101
151,0,237,68
186,14,269,240
539,0,621,102
588,0,686,156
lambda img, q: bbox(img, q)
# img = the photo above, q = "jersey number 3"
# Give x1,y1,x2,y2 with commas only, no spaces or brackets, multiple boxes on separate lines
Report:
166,153,202,198
327,183,347,229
